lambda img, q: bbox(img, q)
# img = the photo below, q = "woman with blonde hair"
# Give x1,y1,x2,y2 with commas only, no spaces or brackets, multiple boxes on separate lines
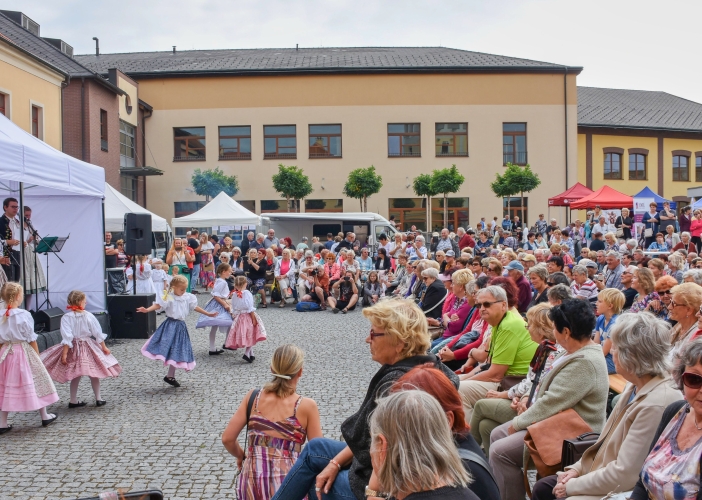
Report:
222,344,322,499
271,299,459,500
667,282,702,360
430,268,474,349
630,268,660,313
604,232,618,252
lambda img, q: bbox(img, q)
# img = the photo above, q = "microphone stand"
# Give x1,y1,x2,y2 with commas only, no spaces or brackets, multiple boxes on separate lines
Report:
25,218,59,311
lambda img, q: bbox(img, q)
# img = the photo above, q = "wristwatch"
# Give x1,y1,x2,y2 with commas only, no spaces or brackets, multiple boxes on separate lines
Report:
365,485,389,498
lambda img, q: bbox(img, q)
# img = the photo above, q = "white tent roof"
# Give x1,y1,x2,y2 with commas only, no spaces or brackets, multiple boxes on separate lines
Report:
171,191,261,228
104,182,169,232
0,114,103,197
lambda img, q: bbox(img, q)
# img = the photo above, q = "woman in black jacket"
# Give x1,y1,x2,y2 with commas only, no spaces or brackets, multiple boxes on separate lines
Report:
421,268,449,320
374,247,391,271
243,247,269,307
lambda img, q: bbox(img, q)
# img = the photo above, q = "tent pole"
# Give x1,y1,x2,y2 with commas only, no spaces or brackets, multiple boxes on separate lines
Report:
19,182,26,309
101,199,109,312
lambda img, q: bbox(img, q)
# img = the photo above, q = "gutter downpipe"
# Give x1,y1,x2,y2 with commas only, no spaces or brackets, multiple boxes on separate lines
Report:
80,77,86,161
60,74,71,153
564,67,569,225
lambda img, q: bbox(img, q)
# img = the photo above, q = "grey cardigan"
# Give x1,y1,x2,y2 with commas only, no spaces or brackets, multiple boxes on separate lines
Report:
512,344,609,432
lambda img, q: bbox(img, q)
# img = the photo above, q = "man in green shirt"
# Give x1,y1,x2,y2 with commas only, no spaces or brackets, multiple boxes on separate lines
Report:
457,285,538,421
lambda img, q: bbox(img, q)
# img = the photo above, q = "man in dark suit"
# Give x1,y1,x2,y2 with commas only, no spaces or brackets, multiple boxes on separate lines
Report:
0,197,21,281
419,267,448,320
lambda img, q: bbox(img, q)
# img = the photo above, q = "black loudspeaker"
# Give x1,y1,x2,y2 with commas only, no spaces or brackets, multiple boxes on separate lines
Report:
35,307,64,332
124,213,152,255
108,293,156,339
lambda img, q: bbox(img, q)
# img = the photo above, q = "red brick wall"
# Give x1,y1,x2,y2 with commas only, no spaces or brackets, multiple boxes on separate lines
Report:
85,80,120,191
61,80,84,161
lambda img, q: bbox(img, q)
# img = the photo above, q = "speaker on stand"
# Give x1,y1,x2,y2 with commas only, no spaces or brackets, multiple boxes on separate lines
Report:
124,213,153,256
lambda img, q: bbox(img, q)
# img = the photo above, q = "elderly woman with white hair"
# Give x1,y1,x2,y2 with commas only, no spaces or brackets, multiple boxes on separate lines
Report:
532,312,683,500
408,234,428,261
683,269,702,285
673,231,696,254
369,390,479,500
421,267,449,322
274,249,297,308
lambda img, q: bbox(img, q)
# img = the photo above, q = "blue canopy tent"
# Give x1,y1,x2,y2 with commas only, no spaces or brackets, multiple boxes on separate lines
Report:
632,187,676,211
693,198,702,210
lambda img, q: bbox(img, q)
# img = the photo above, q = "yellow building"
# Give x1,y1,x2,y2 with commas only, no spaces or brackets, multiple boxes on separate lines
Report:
578,87,702,204
77,47,581,232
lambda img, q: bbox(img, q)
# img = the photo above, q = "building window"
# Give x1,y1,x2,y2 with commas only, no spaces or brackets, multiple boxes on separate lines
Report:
174,201,207,219
628,153,647,180
264,125,296,159
305,199,344,212
604,153,622,179
120,176,137,201
435,123,468,157
173,127,206,161
0,93,6,117
31,105,43,139
388,123,421,157
504,197,528,226
388,197,468,232
120,121,136,168
503,123,527,165
237,200,256,213
219,126,251,160
260,200,289,212
697,155,702,182
673,155,690,181
309,124,342,158
100,109,108,151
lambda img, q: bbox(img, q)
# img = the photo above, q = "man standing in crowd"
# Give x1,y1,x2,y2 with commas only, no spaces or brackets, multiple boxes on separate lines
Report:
263,229,278,249
592,215,613,237
241,231,255,254
188,229,201,289
0,197,21,281
580,258,599,281
105,232,118,269
324,233,335,250
506,261,531,314
598,251,625,291
658,201,677,233
535,214,548,236
502,214,512,232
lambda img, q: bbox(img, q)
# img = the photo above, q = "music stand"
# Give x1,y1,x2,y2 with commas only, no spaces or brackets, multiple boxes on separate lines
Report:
35,235,69,309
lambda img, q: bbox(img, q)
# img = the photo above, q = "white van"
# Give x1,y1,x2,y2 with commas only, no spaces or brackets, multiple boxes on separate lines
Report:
261,212,398,252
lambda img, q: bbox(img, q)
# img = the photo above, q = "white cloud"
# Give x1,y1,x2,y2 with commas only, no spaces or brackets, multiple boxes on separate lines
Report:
8,0,702,101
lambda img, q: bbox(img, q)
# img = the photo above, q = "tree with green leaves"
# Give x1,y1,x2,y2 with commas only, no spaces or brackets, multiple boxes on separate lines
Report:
271,164,313,212
502,163,541,224
343,166,383,212
191,167,239,202
490,169,517,220
430,165,465,228
413,173,439,232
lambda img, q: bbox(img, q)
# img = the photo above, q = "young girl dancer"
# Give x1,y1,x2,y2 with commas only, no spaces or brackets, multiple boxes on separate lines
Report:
0,283,59,433
150,259,169,293
41,290,121,408
224,276,267,363
126,255,156,294
137,275,216,387
196,263,233,355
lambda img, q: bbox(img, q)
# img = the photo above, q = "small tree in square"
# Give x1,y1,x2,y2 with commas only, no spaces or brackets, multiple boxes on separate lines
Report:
503,163,541,224
413,173,439,231
272,164,313,212
343,166,383,212
430,165,465,228
191,167,239,201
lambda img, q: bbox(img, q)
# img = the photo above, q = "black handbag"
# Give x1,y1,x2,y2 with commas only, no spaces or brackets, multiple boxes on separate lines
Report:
561,432,600,468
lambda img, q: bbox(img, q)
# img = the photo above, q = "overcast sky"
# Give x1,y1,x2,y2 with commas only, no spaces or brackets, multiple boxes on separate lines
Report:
9,0,702,102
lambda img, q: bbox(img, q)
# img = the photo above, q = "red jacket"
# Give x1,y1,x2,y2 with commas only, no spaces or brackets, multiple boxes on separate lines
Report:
458,234,476,250
691,219,702,238
446,308,489,361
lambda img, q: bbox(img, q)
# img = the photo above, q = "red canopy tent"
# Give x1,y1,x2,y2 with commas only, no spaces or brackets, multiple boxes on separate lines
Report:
548,182,594,207
569,185,633,210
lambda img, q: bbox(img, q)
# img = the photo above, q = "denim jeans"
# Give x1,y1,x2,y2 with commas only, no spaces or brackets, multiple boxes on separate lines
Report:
271,438,356,500
191,264,200,286
430,337,451,352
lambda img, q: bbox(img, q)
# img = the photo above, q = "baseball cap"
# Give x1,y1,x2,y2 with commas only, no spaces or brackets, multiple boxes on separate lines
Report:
445,250,456,257
522,254,536,263
505,261,524,272
580,259,598,269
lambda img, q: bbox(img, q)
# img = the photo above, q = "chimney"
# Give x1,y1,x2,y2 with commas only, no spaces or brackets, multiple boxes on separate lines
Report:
173,45,176,54
92,37,99,56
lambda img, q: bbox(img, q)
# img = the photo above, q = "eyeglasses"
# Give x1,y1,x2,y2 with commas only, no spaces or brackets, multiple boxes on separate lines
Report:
682,372,702,389
670,300,684,308
487,268,497,273
478,300,503,309
546,282,555,286
369,329,386,340
658,290,672,296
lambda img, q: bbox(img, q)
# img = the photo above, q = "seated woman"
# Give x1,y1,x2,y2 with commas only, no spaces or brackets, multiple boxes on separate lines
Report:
270,300,458,500
629,267,660,313
630,339,702,500
429,269,474,349
390,365,501,500
369,390,480,500
533,312,682,500
488,299,609,500
470,303,563,456
420,268,448,322
648,275,678,321
647,232,669,253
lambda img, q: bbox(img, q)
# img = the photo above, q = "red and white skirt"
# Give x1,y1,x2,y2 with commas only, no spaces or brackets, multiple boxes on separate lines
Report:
0,342,59,412
41,338,122,383
224,312,267,349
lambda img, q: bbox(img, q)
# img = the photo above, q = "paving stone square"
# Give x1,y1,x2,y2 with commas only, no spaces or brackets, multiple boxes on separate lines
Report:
0,295,377,499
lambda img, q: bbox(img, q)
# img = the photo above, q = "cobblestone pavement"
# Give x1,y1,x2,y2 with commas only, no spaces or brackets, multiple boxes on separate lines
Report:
0,295,377,499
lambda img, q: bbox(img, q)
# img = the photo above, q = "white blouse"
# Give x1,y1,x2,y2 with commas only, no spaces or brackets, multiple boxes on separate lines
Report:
126,263,153,281
0,308,37,343
60,311,106,348
151,269,168,286
211,278,229,298
156,292,198,320
231,290,255,313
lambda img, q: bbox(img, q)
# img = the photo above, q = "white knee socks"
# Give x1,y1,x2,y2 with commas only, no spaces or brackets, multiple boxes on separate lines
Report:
167,365,176,378
245,346,254,357
90,377,101,401
209,326,218,351
0,410,8,427
69,377,81,404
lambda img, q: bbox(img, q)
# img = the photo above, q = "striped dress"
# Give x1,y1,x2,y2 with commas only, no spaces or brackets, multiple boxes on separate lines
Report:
237,391,307,500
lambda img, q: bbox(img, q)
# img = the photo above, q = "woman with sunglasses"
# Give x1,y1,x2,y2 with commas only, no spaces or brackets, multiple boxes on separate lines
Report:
630,339,702,500
648,275,678,321
668,283,702,361
534,312,683,500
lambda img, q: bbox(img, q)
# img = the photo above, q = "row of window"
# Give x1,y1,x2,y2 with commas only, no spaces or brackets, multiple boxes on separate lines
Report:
0,92,44,140
172,123,528,164
604,151,702,181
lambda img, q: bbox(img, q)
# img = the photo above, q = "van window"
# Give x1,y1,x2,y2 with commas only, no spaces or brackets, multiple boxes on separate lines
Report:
312,224,341,239
375,225,393,241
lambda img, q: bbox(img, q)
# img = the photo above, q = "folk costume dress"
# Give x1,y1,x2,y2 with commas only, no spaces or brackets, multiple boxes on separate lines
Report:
126,262,157,294
23,227,46,295
141,292,197,371
0,308,59,412
224,290,267,350
151,267,169,293
195,278,232,333
41,309,122,383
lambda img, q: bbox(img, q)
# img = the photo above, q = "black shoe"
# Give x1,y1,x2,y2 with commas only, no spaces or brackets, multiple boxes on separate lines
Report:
41,415,58,427
242,354,254,364
163,376,180,387
0,425,12,435
96,400,107,407
68,401,87,409
332,308,339,314
222,344,236,351
209,349,224,355
341,309,348,314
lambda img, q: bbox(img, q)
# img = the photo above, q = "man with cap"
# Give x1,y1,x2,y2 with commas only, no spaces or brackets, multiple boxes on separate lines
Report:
520,253,536,271
444,250,457,270
506,261,531,314
579,258,599,281
621,265,638,309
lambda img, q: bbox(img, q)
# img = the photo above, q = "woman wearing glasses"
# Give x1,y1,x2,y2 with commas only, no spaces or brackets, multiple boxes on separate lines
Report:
630,339,702,500
667,283,702,361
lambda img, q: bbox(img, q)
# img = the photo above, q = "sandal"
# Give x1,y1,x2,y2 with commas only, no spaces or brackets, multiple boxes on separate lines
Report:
260,304,267,309
279,302,285,308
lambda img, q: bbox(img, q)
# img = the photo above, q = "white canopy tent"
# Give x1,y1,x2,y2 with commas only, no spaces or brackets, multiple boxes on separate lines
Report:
104,182,170,233
171,191,262,228
0,114,105,313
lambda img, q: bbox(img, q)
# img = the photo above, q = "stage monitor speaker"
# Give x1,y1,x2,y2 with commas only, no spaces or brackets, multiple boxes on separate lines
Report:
124,213,152,255
35,307,64,333
108,293,156,339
